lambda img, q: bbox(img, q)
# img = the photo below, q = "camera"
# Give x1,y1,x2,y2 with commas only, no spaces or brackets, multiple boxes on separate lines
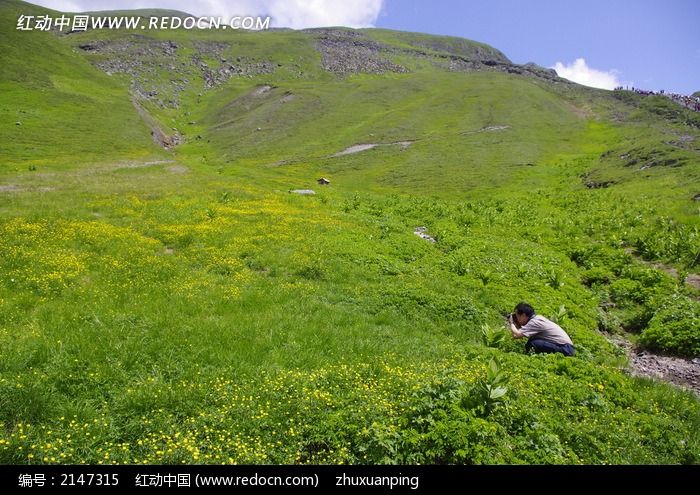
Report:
509,313,521,328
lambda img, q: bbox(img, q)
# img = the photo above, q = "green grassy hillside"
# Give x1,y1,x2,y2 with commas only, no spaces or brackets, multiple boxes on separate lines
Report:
0,0,166,170
0,0,699,464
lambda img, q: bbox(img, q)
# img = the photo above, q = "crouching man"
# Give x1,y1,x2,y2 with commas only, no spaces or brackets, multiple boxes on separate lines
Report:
508,302,575,356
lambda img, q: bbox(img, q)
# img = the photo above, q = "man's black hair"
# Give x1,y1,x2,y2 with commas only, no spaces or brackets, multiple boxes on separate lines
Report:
514,302,535,318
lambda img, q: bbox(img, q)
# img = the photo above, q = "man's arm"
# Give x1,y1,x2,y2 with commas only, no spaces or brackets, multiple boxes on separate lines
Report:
509,317,525,339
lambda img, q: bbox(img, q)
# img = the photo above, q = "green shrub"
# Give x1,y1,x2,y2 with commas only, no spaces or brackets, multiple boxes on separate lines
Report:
634,220,700,267
609,279,645,305
568,245,631,273
639,295,700,357
618,306,655,333
581,267,613,287
596,307,621,333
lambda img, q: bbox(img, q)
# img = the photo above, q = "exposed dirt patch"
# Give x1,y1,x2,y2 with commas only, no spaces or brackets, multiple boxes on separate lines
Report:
332,140,415,157
649,261,698,290
265,160,289,168
461,125,510,136
165,165,189,174
567,102,594,119
252,84,272,96
3,161,183,191
110,159,176,170
212,85,282,130
131,97,181,149
0,184,56,193
333,144,377,156
608,334,700,397
657,267,700,291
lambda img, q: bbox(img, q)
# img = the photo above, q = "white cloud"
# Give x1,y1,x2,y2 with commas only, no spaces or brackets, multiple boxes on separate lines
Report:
263,0,383,29
552,58,622,90
26,0,384,28
30,0,84,11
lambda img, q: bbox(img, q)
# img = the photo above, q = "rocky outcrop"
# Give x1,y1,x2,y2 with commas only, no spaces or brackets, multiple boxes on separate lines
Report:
309,29,565,83
313,29,408,75
192,41,275,89
80,38,189,108
79,36,276,107
408,37,510,65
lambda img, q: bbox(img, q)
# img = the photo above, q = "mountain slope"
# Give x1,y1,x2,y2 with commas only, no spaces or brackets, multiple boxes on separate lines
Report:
0,0,165,169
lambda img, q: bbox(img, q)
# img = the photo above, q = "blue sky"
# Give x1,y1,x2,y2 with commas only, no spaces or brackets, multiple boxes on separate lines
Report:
376,0,700,94
26,0,700,94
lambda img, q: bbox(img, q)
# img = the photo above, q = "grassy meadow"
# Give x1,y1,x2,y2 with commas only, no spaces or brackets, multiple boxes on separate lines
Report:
0,0,699,464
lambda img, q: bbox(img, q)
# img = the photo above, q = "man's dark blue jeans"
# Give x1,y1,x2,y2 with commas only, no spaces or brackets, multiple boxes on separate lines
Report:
526,337,575,356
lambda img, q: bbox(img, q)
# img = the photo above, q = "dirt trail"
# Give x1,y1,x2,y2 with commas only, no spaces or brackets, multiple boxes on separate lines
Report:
651,262,700,291
607,334,700,397
460,125,510,136
131,96,181,149
109,159,175,170
644,258,700,291
601,251,700,396
0,160,181,194
1,183,56,193
623,247,700,293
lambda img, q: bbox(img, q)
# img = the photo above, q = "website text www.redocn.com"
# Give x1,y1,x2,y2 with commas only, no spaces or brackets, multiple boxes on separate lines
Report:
194,473,317,488
16,14,271,32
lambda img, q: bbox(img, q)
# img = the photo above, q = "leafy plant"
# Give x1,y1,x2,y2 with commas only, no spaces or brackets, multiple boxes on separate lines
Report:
466,358,509,417
549,305,568,325
342,194,362,213
452,257,469,276
546,270,563,288
480,324,507,348
478,270,493,286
